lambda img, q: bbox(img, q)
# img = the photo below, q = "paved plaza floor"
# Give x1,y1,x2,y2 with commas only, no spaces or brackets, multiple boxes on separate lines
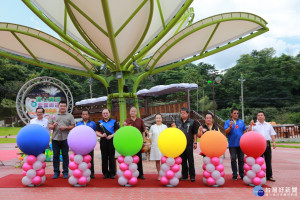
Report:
0,142,299,200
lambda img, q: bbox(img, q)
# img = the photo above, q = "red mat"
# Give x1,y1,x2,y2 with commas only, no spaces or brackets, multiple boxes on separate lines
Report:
0,174,270,188
0,150,19,161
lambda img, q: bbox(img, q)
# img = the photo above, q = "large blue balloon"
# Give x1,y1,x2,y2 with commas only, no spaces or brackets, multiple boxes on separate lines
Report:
16,124,50,156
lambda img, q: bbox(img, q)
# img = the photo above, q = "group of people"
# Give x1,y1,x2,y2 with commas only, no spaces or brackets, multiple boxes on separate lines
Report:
30,101,276,183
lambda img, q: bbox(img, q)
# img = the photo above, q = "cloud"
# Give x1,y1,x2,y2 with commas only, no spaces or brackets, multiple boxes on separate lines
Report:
191,0,300,70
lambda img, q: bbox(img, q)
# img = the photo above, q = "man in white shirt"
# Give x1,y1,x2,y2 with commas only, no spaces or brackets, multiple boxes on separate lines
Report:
30,107,49,132
249,111,276,182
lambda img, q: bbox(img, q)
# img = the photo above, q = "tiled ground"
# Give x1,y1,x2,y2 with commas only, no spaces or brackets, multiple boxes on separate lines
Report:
0,142,299,200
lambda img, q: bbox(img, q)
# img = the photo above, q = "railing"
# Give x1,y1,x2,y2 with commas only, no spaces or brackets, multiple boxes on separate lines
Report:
273,124,299,139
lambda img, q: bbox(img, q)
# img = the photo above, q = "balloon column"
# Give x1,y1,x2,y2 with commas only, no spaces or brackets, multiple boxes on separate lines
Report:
240,131,267,186
67,125,97,186
199,131,228,187
113,126,143,186
157,128,187,187
16,124,50,187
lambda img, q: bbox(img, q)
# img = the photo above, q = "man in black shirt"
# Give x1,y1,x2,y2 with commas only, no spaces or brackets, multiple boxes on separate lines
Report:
175,107,198,182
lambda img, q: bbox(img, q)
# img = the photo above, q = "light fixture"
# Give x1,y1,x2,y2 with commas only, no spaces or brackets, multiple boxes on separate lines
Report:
215,76,222,83
116,71,123,79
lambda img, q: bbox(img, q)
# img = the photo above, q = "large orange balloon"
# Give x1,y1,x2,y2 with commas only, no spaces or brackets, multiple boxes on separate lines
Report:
240,131,266,158
199,131,228,157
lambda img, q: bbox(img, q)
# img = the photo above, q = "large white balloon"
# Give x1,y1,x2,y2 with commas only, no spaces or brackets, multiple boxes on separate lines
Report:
261,177,266,185
78,162,88,171
118,177,128,186
117,169,123,177
211,170,221,180
86,177,91,183
206,164,215,173
203,157,211,164
41,175,46,184
246,170,256,179
33,161,43,170
68,176,78,185
159,170,166,177
37,154,46,162
124,156,133,165
161,163,170,172
166,157,175,167
23,155,28,163
129,163,137,172
243,176,252,184
83,169,91,177
132,170,139,178
174,171,182,179
246,157,255,166
26,169,36,179
216,177,225,186
69,170,73,176
169,177,179,186
22,176,32,185
74,155,83,164
219,157,223,164
252,164,261,173
203,177,207,185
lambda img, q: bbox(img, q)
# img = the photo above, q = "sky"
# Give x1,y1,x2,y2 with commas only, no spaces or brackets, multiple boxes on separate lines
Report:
0,0,299,70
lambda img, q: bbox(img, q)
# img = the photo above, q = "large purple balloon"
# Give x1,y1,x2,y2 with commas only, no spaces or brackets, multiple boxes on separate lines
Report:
68,125,97,155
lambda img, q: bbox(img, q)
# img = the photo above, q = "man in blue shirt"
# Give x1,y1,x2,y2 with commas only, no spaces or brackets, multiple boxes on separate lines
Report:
76,109,96,179
224,108,246,180
96,108,119,179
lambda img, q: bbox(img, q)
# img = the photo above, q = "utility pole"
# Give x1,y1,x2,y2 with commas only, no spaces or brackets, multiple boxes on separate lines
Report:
89,78,93,99
196,80,199,112
238,73,245,121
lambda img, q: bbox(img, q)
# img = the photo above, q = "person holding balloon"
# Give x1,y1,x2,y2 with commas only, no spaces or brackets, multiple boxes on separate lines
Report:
148,113,168,180
49,101,75,179
248,111,276,182
96,108,119,179
175,107,198,182
224,108,247,180
76,109,96,179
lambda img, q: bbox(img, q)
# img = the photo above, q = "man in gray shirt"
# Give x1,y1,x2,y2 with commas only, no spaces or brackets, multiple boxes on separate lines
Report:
49,101,75,179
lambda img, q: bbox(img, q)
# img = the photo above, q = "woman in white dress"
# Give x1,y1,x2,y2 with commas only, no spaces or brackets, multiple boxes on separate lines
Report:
148,114,167,180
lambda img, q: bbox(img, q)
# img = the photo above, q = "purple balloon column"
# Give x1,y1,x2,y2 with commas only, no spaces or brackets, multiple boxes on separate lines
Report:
116,155,139,186
67,125,97,187
202,156,225,187
243,156,266,186
159,156,182,187
22,154,47,186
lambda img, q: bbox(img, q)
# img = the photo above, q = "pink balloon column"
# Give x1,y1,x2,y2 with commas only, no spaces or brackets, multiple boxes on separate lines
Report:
243,156,266,186
159,156,182,187
240,131,267,186
202,156,225,187
22,154,47,186
116,155,139,186
68,154,92,186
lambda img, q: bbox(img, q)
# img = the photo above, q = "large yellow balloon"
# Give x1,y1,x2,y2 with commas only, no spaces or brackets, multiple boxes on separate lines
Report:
158,128,187,158
199,130,228,157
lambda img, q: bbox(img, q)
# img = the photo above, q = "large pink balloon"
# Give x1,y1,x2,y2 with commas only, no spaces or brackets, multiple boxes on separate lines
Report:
83,155,92,163
42,162,46,169
252,177,261,186
256,170,265,178
27,155,37,165
69,161,78,170
255,157,265,165
31,176,42,185
203,170,211,178
243,164,251,171
78,176,87,185
160,176,169,185
207,177,216,186
211,157,220,166
132,155,139,164
73,169,82,178
36,168,45,177
128,177,138,185
215,164,224,172
165,170,175,180
124,170,132,179
161,156,167,164
171,164,180,173
240,131,266,158
119,163,129,171
70,153,75,161
22,163,33,171
117,156,124,164
175,157,182,165
261,164,266,171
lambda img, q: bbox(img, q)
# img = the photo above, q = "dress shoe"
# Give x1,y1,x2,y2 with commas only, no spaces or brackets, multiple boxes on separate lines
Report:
52,174,59,179
90,174,95,179
63,174,68,179
190,178,195,182
138,175,145,179
110,175,115,179
180,177,188,181
232,177,238,180
103,174,109,179
267,177,276,182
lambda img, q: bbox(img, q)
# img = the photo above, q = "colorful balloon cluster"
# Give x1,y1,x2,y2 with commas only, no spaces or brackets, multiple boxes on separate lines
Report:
159,156,182,186
243,156,266,186
68,153,92,186
22,154,47,186
116,155,140,186
202,156,225,186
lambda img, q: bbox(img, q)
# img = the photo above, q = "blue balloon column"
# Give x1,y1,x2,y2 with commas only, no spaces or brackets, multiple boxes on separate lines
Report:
16,124,50,186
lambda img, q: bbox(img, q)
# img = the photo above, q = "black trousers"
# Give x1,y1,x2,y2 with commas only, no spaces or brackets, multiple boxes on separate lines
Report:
88,150,94,176
52,139,69,175
229,146,244,178
100,138,115,176
180,145,195,179
136,149,144,176
261,141,273,179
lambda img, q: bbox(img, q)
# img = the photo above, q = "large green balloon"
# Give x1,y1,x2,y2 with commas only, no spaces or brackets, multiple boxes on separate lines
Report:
113,126,143,156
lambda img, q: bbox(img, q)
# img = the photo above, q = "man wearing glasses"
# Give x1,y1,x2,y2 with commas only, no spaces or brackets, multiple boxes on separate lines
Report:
224,108,246,180
30,107,49,132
